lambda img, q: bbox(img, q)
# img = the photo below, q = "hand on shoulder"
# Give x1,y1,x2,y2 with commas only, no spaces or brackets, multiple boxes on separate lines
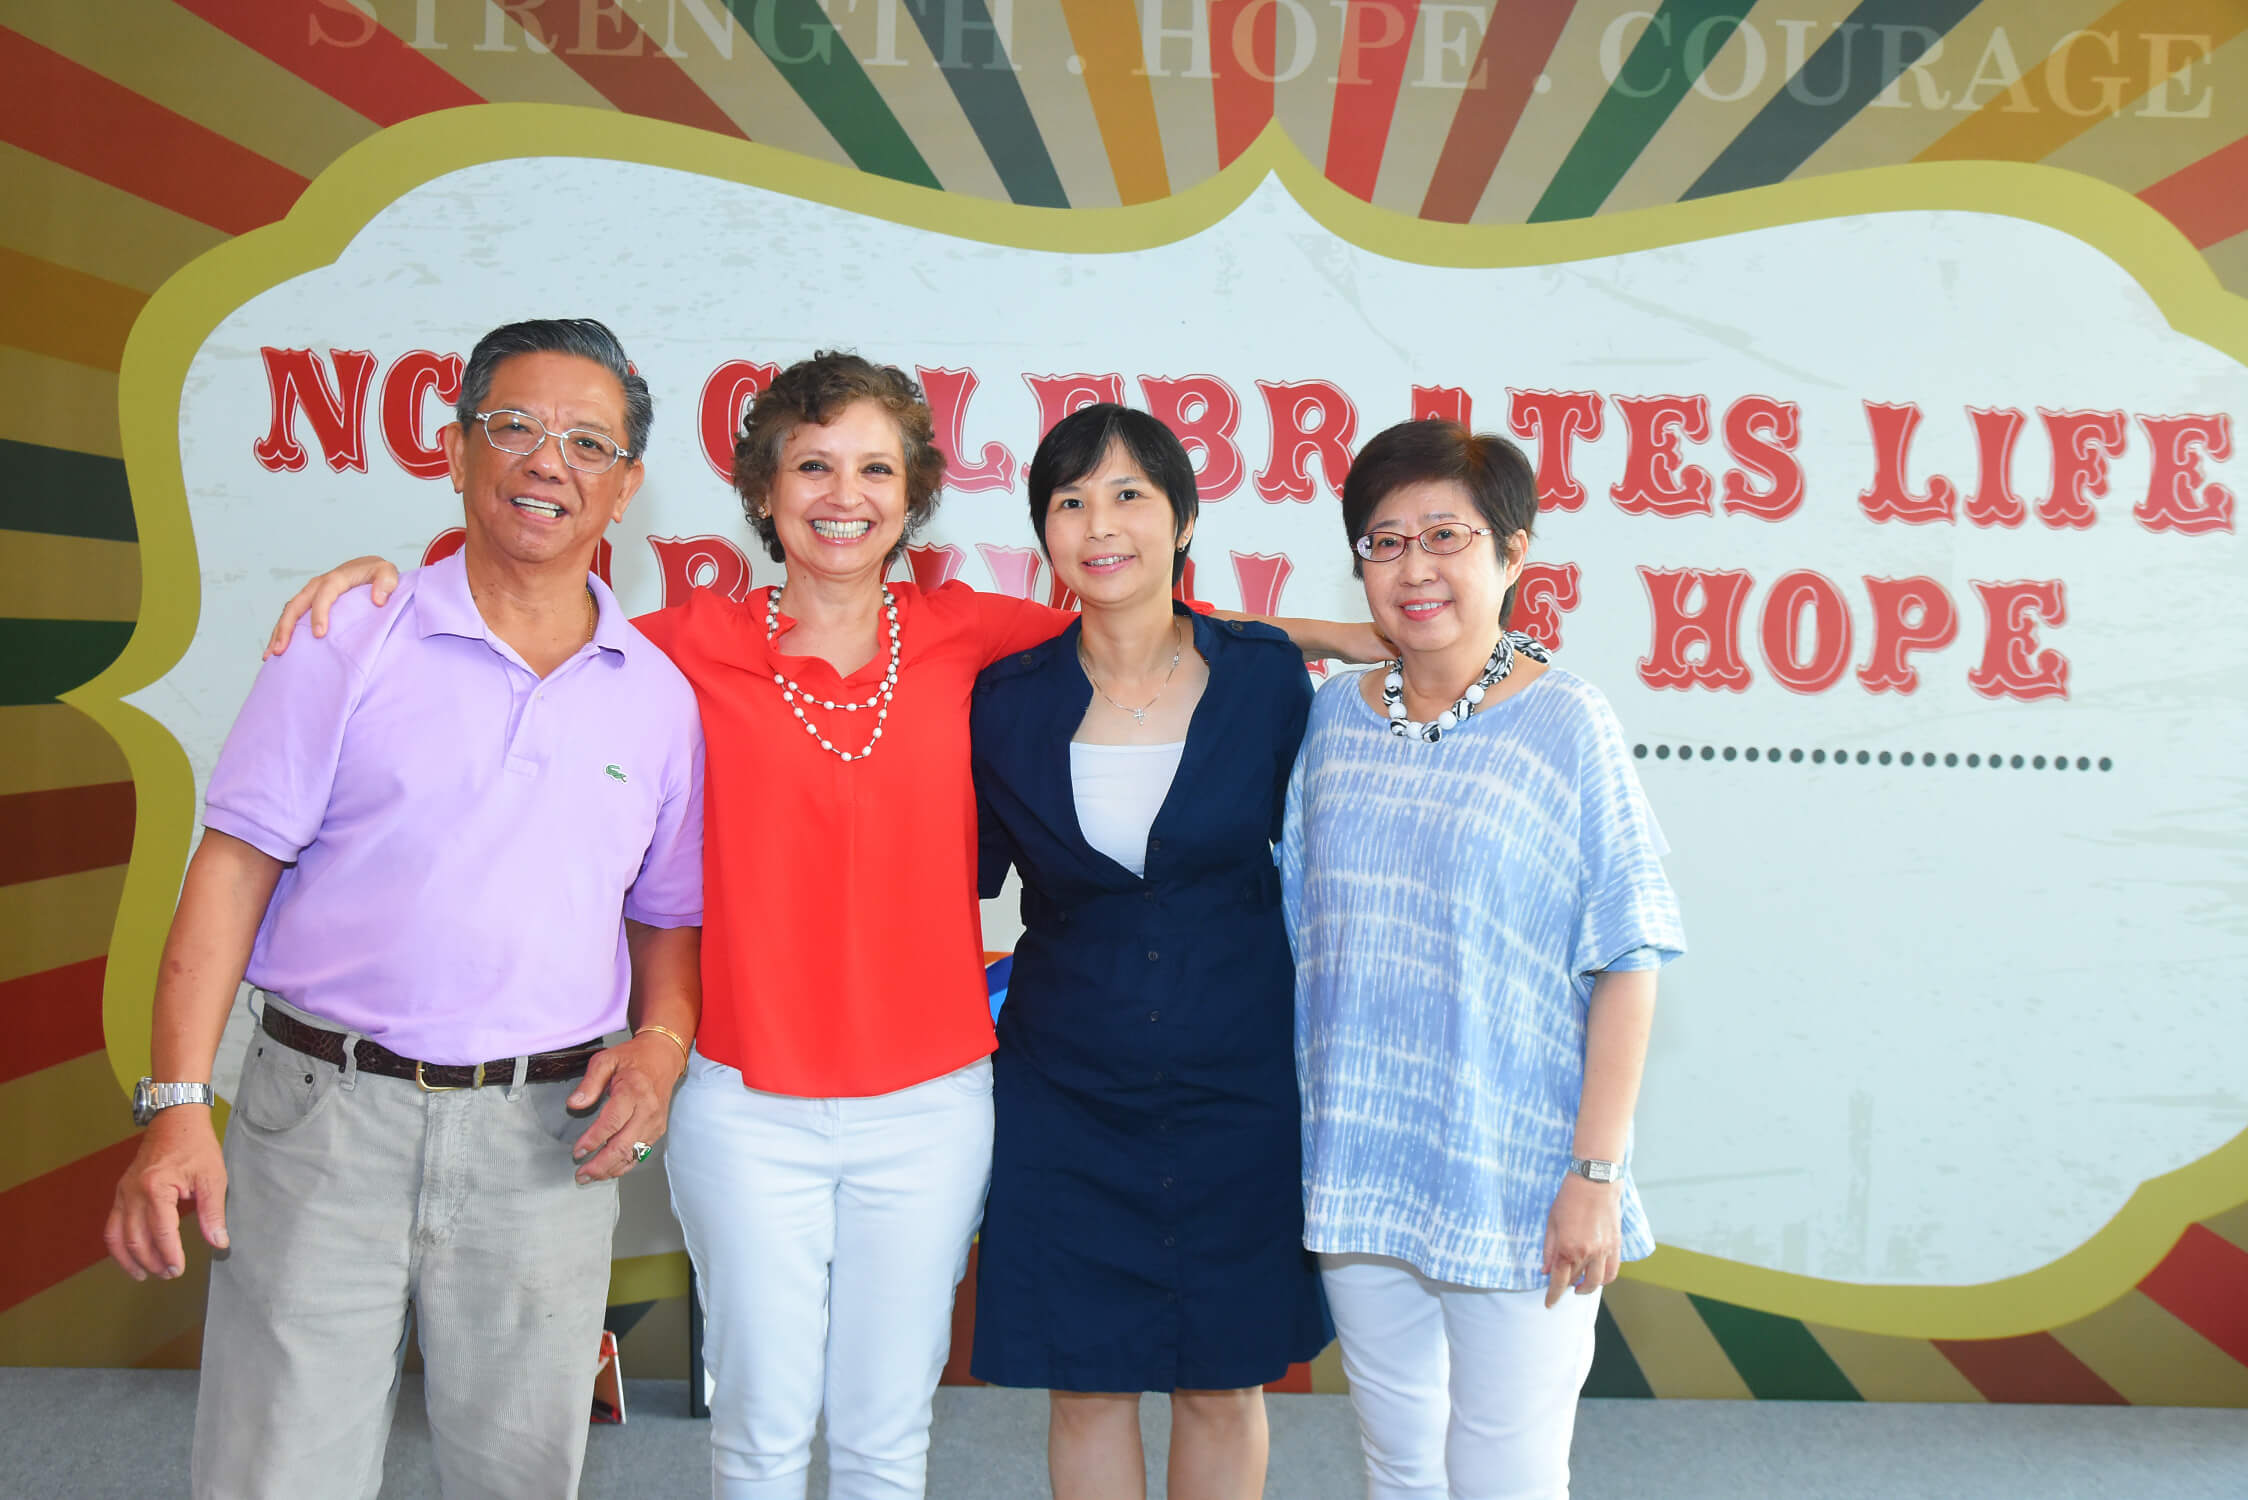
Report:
264,555,402,658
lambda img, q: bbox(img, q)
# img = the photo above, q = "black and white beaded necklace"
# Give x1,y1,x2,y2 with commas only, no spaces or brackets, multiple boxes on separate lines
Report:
766,586,900,764
1380,631,1551,743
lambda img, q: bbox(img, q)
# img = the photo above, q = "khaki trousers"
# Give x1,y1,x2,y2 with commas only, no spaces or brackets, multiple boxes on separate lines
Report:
192,994,620,1500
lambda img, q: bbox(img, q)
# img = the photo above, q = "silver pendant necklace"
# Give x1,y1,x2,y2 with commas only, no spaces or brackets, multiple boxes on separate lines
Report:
1382,631,1551,743
1080,622,1183,726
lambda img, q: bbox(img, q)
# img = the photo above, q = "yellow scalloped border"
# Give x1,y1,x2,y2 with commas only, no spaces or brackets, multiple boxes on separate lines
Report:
82,104,2248,1341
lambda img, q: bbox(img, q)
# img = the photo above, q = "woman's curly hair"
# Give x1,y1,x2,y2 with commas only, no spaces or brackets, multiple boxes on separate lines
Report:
732,352,949,564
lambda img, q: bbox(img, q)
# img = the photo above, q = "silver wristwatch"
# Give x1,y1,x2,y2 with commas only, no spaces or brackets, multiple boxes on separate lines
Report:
1569,1157,1623,1184
133,1078,215,1126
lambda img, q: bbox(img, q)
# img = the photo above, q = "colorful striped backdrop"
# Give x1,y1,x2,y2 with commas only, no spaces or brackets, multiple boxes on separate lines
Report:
4,0,2245,1399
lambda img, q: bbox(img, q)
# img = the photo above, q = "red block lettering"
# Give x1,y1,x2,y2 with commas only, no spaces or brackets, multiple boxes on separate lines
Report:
1637,568,1753,692
1230,550,1295,617
1759,570,1852,695
976,543,1044,600
1964,407,2027,529
2135,414,2234,535
1411,384,1470,426
1024,373,1125,438
1508,390,1603,513
1511,562,1581,649
1141,375,1246,502
378,351,463,480
699,360,777,483
1719,396,1802,521
1856,576,1957,695
2037,408,2125,530
647,534,754,607
1610,396,1712,518
918,366,1016,493
254,347,377,473
904,543,967,592
1968,580,2069,701
1255,379,1358,503
1857,401,1956,524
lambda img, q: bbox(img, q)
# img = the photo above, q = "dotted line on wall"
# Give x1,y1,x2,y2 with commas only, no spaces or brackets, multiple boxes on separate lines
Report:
1633,745,2115,771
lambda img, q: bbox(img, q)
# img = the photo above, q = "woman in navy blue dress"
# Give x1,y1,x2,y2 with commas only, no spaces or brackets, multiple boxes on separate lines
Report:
970,404,1331,1499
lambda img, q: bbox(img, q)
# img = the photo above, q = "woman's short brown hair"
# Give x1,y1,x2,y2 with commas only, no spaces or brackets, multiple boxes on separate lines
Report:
1340,419,1538,624
732,352,948,563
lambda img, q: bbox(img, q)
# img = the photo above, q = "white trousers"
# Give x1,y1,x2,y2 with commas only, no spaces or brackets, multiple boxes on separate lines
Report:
665,1050,995,1500
1319,1253,1601,1500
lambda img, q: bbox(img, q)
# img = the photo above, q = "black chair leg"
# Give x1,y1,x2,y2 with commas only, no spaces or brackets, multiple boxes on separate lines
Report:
686,1264,709,1419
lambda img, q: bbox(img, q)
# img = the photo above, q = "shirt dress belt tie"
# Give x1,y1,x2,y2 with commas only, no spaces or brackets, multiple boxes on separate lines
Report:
1020,866,1282,931
258,1005,605,1091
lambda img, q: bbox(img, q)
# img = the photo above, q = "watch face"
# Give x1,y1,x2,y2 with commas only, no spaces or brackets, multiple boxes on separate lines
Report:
132,1077,155,1127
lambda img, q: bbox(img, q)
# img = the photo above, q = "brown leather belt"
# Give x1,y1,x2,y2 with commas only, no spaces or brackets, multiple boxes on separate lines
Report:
259,1004,605,1091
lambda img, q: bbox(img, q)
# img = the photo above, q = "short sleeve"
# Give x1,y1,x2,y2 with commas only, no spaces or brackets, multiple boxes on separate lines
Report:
963,588,1073,667
974,781,1015,900
631,600,686,660
1570,693,1686,982
201,616,368,861
623,705,705,928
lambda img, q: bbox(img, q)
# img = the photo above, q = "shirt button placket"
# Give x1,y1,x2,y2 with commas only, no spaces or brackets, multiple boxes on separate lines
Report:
505,674,540,776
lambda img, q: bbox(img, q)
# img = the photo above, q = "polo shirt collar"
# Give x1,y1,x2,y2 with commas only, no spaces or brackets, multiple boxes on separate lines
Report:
414,548,631,660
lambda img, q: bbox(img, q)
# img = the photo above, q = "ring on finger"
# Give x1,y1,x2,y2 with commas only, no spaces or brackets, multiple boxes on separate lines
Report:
630,1140,652,1164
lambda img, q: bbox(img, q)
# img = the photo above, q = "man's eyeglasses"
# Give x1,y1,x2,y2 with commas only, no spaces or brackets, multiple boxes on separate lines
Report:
473,410,632,474
1354,524,1493,563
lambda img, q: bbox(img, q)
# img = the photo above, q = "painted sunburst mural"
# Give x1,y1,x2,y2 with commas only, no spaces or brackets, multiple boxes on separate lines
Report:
4,0,2245,1401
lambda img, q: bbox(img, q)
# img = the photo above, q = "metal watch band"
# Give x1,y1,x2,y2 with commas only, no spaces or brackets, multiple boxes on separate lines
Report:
134,1078,215,1125
1570,1157,1623,1183
151,1082,215,1110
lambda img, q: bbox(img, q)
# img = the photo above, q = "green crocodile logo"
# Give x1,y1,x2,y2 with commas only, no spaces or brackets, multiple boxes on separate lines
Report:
604,764,628,783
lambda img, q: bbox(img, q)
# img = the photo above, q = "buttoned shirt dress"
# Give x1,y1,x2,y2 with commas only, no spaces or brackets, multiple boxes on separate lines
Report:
968,608,1333,1391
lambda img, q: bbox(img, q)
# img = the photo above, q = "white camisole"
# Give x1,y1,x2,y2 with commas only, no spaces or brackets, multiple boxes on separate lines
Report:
1069,741,1186,879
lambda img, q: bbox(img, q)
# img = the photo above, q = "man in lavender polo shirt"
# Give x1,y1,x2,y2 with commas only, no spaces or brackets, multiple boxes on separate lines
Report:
103,319,704,1498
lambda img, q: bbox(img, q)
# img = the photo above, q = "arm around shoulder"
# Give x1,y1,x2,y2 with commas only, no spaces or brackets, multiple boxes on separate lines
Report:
264,555,402,657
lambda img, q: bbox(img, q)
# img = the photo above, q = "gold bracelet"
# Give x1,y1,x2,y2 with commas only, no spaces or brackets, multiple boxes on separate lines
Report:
635,1024,691,1073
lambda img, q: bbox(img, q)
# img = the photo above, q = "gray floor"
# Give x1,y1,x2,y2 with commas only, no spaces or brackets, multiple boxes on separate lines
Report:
2,1370,2243,1498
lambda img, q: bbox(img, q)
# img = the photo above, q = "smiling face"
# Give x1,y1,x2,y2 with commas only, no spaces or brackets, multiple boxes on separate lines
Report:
1358,478,1525,662
1041,438,1191,611
443,350,642,573
764,398,910,587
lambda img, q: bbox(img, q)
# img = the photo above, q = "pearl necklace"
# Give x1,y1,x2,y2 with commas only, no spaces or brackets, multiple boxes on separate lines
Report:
1382,631,1550,743
767,586,899,764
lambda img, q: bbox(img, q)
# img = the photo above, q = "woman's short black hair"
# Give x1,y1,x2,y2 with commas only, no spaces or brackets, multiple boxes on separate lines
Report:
1026,403,1198,583
1340,419,1538,624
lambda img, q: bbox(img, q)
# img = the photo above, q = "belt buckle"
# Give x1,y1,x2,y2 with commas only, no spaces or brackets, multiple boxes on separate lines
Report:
415,1060,487,1092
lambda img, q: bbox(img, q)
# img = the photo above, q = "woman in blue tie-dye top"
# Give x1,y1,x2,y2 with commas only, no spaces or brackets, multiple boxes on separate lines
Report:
1280,419,1686,1500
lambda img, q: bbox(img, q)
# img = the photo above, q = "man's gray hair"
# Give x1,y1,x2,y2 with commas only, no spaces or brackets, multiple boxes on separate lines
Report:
455,318,653,461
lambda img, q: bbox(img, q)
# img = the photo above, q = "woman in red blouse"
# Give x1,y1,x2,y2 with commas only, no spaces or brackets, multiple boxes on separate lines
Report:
650,355,1062,1500
271,352,1372,1500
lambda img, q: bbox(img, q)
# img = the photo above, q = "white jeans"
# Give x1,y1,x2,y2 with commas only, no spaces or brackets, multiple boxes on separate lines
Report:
665,1050,995,1500
1319,1253,1601,1500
